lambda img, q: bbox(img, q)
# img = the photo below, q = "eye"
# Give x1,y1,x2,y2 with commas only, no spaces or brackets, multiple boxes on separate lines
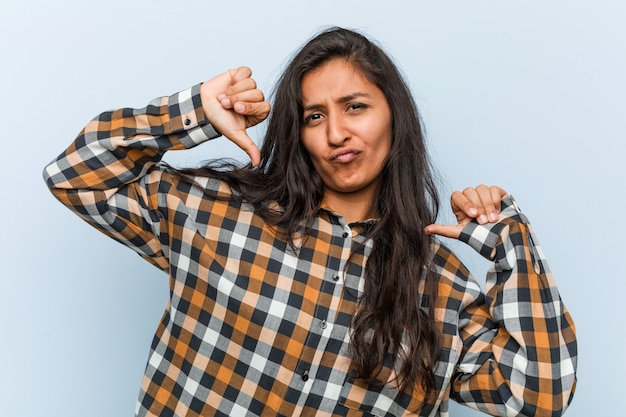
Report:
304,113,324,125
347,103,367,112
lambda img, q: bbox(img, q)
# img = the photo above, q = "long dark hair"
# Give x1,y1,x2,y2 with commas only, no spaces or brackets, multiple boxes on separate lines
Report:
177,27,441,394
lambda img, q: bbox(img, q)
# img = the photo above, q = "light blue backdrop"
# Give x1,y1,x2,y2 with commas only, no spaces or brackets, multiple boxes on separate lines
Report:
1,1,623,415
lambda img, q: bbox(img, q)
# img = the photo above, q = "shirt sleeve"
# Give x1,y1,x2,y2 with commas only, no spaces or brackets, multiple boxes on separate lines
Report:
451,197,577,416
42,84,220,270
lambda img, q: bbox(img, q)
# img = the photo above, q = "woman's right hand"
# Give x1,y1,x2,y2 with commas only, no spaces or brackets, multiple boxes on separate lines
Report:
200,66,270,166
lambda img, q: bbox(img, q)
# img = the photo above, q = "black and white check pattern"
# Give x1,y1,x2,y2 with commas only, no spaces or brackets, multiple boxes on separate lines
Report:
44,85,577,416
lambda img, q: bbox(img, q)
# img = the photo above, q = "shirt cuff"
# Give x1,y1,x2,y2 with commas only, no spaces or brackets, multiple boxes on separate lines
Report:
458,196,530,260
167,84,221,147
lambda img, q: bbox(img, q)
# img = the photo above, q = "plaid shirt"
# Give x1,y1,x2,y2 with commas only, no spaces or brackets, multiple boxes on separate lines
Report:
44,84,577,417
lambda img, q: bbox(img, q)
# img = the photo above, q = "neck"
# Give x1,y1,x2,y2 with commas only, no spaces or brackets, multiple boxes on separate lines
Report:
323,189,376,224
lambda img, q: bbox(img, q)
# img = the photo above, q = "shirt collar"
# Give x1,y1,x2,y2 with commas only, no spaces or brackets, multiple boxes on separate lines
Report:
318,200,379,233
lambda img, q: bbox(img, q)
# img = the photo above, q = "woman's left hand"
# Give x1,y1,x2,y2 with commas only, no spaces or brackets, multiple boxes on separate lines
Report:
425,185,509,239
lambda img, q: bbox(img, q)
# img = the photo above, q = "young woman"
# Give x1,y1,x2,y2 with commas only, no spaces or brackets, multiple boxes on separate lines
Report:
44,28,577,416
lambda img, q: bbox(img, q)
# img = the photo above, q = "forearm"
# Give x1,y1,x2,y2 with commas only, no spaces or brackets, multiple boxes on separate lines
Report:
42,84,220,269
454,198,577,416
43,84,219,193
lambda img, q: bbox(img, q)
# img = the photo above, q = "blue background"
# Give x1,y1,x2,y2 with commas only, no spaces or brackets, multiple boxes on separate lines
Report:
1,1,624,415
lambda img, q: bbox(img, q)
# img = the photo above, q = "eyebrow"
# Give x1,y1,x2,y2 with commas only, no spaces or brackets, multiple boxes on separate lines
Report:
302,92,372,112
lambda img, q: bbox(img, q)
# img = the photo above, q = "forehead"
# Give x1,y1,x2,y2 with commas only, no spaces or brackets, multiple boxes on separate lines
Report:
301,59,380,102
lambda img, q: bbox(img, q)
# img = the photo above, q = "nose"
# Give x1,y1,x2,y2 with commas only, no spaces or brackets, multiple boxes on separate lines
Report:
326,111,348,146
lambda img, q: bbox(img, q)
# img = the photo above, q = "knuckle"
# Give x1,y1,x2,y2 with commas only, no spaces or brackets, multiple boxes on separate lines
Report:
463,201,476,211
234,66,251,80
239,78,255,90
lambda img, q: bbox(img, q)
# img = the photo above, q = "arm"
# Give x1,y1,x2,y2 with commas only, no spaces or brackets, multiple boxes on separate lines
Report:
43,68,270,268
428,190,577,416
43,84,220,269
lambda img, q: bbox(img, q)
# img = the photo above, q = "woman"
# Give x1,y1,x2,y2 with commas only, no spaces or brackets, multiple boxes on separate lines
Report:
44,28,577,416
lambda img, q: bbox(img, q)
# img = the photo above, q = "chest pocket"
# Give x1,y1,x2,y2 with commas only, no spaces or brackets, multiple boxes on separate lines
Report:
338,335,462,417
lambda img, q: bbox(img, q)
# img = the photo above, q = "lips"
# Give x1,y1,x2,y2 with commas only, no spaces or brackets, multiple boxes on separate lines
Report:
330,147,361,163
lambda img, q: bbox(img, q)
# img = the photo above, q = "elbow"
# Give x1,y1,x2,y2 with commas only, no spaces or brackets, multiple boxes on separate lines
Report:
42,160,60,191
516,375,577,417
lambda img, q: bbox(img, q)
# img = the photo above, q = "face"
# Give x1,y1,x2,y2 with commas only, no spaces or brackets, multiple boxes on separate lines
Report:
300,59,392,207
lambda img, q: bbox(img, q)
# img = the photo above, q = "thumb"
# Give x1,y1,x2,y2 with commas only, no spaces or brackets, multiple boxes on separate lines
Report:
424,223,464,239
225,130,261,167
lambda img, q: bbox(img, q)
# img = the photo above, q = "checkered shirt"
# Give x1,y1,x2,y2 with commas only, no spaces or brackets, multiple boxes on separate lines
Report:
43,84,577,416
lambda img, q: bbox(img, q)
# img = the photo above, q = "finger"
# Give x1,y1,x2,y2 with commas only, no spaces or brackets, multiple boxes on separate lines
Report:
234,88,265,103
424,223,464,239
215,68,257,107
229,66,253,83
489,186,506,219
481,185,510,221
476,184,499,223
451,189,482,220
491,186,509,205
220,89,265,109
221,68,257,102
234,101,271,127
226,77,257,95
233,99,270,115
202,67,250,98
228,131,261,167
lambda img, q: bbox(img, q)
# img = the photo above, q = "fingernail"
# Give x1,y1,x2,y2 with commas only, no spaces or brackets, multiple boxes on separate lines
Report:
478,215,488,224
221,97,231,107
217,93,226,100
469,208,478,216
489,212,498,222
234,103,245,112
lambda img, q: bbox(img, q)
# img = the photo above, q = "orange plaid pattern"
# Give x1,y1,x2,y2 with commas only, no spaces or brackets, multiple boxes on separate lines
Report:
44,85,577,416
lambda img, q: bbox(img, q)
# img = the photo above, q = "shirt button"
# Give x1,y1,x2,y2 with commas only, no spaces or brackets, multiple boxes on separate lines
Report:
332,273,340,281
320,319,327,329
342,231,349,238
184,118,191,126
302,370,309,381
